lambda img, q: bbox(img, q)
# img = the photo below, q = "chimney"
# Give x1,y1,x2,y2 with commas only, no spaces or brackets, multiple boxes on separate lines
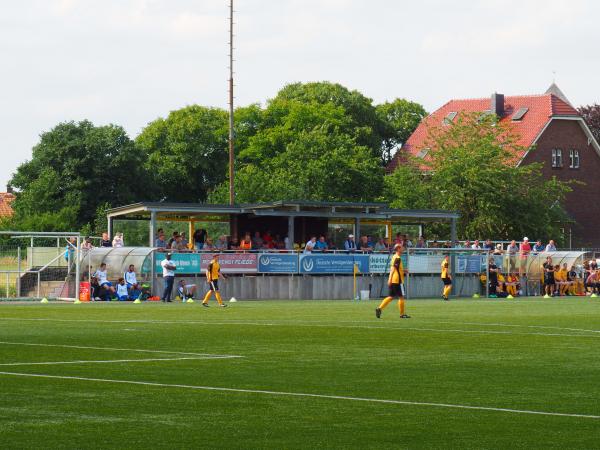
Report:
491,93,505,117
6,184,13,194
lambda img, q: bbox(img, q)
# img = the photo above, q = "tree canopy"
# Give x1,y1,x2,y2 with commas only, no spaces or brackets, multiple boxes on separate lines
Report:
136,105,230,203
384,113,572,241
578,104,600,143
8,120,146,231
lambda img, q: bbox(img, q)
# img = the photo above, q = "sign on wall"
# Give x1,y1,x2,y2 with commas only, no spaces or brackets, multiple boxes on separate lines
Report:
200,253,258,273
299,254,369,274
258,254,299,273
155,253,201,274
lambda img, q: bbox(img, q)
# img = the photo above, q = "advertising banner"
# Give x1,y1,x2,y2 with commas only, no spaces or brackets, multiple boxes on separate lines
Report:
258,253,298,273
299,254,369,274
155,253,201,274
201,253,257,273
369,253,408,273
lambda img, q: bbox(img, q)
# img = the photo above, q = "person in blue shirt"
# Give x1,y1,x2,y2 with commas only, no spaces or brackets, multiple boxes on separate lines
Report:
314,236,328,252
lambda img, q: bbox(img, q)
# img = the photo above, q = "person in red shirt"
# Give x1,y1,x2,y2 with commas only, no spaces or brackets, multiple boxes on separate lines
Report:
519,237,532,276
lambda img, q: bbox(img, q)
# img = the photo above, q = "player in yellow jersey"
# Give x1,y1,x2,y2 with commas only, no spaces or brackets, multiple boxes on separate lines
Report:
375,244,410,319
441,255,452,301
202,254,228,307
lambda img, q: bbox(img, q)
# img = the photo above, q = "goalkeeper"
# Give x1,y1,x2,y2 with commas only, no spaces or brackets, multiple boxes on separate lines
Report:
376,244,410,319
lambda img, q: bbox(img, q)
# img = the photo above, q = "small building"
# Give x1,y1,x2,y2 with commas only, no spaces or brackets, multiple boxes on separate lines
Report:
387,84,600,246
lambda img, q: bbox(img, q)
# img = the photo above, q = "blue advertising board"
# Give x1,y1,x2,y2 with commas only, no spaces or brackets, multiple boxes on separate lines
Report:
155,253,201,274
299,254,369,274
258,254,299,273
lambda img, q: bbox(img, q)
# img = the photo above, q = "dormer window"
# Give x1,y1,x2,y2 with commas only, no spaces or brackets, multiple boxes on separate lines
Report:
443,112,457,125
552,149,563,168
512,107,529,121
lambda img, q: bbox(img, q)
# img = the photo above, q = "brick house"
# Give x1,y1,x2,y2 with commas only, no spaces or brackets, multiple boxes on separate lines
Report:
387,84,600,247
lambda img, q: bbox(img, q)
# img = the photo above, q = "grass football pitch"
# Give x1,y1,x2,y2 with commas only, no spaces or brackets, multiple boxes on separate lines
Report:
0,298,599,449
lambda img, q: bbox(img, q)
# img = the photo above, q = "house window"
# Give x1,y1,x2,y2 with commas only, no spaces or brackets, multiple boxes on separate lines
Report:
551,149,563,168
569,149,580,169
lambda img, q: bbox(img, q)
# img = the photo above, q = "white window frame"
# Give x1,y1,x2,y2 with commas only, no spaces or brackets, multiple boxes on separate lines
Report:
552,148,563,168
569,149,580,169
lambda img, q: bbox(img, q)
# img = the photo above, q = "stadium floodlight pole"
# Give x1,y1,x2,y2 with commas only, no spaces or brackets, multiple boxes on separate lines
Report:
228,0,235,206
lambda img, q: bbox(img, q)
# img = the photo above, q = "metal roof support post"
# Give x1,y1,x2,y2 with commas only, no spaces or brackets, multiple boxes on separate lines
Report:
450,218,457,297
355,217,361,239
149,211,157,247
75,235,80,301
108,216,114,240
287,216,294,250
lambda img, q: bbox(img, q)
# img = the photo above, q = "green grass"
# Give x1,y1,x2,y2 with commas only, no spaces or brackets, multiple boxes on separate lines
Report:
1,298,600,449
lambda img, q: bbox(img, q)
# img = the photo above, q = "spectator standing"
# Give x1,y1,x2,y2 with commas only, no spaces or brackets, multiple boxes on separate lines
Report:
415,237,426,248
239,233,252,251
304,236,317,253
493,244,503,255
64,237,76,265
374,238,388,252
519,237,532,276
100,232,111,247
160,253,177,302
193,228,208,251
358,236,373,253
314,236,328,251
507,240,518,272
545,240,557,252
251,231,264,250
203,238,215,252
533,239,545,253
170,235,187,252
471,240,482,250
112,232,124,248
167,232,179,249
215,235,228,251
344,234,357,252
180,232,189,248
155,232,167,249
483,239,494,251
81,237,93,252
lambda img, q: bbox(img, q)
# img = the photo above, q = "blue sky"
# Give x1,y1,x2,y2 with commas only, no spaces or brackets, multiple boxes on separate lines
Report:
1,0,599,189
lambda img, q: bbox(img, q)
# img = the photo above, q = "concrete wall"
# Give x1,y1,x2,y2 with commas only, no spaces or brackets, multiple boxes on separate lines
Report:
153,274,482,300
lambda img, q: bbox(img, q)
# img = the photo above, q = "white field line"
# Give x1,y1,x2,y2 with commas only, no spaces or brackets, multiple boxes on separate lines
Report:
0,356,237,367
432,320,600,334
0,371,598,420
0,341,243,359
1,317,600,339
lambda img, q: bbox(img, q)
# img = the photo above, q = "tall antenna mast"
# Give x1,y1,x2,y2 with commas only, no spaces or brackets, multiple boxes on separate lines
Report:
228,0,235,205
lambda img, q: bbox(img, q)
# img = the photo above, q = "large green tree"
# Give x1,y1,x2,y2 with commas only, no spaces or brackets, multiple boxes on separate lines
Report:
136,105,230,203
376,98,428,164
385,113,572,241
210,82,388,203
9,120,146,230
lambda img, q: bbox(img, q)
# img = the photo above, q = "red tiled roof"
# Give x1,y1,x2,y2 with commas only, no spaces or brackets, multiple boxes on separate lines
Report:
0,192,15,217
388,93,580,171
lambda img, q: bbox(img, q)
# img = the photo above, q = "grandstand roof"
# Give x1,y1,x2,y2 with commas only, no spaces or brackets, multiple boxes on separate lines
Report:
107,201,459,222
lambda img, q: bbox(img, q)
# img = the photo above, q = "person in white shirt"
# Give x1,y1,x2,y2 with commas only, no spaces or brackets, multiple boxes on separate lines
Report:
545,240,557,252
116,278,130,301
161,253,177,302
304,236,317,253
177,279,197,302
124,264,139,290
112,232,124,248
471,240,482,250
93,263,115,295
